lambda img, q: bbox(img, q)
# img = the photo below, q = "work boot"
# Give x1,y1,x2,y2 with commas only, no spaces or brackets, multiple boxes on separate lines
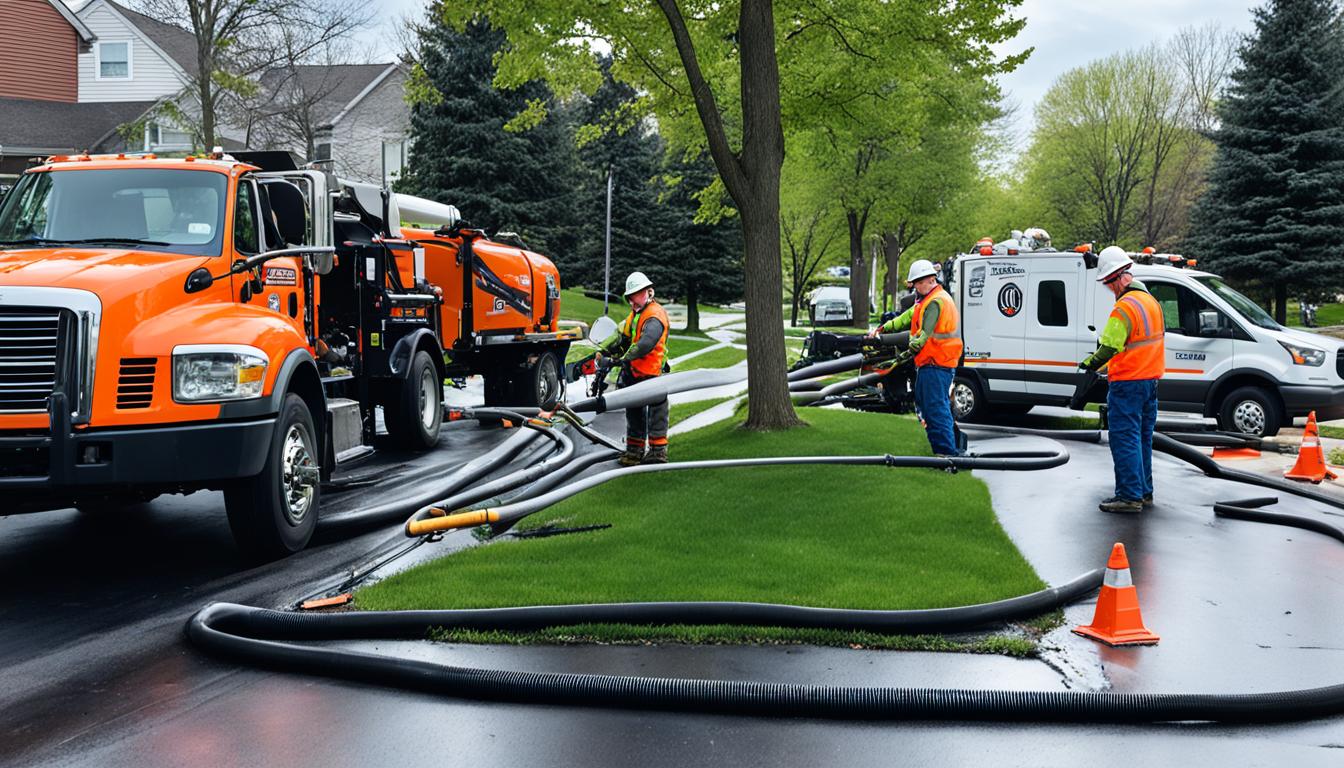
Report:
642,445,668,464
1142,493,1154,508
1099,496,1143,514
618,448,645,467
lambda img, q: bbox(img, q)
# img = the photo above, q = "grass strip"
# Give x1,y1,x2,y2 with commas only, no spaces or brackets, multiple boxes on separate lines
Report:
668,396,735,427
358,409,1049,653
672,345,747,370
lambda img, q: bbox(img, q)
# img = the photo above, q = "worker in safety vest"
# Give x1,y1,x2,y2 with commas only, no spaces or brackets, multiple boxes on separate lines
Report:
868,259,964,456
597,271,671,466
1079,246,1166,514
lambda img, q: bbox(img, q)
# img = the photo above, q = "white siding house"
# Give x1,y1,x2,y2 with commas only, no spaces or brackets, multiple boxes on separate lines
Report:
314,65,409,185
75,0,190,103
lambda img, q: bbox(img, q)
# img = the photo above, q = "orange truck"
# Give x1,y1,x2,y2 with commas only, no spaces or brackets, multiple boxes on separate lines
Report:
0,151,578,557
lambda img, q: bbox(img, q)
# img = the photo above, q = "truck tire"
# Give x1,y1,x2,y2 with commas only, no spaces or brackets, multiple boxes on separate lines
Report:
511,350,563,411
384,350,442,449
1218,386,1282,437
950,375,989,422
225,393,320,559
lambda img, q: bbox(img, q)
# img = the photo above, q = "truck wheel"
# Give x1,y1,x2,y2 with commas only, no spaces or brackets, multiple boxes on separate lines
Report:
224,393,320,559
1218,386,1282,437
950,375,988,422
512,350,563,411
385,350,442,449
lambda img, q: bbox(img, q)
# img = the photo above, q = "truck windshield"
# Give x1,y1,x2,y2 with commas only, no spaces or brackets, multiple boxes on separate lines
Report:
1194,275,1279,330
0,169,228,257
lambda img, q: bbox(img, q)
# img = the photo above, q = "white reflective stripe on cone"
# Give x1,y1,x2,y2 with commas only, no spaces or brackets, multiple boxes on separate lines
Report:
1103,567,1133,588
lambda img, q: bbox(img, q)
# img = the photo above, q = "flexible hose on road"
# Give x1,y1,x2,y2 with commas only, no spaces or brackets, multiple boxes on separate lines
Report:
187,579,1344,723
411,427,578,521
792,371,886,405
787,354,865,382
1214,497,1344,544
405,445,1072,537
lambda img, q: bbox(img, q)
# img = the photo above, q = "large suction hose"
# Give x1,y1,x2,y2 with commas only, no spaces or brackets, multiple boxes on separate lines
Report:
1214,497,1344,544
792,371,887,405
188,593,1344,723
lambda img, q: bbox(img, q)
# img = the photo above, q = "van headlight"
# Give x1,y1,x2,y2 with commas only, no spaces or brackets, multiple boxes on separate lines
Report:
173,345,269,402
1278,340,1326,367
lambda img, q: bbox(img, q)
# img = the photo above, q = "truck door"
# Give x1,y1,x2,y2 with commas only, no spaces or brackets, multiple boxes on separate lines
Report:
1146,279,1235,410
1023,256,1088,400
253,171,332,344
963,258,1027,395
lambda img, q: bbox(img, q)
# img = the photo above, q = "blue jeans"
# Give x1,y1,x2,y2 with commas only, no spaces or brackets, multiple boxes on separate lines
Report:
915,365,960,456
1107,379,1158,501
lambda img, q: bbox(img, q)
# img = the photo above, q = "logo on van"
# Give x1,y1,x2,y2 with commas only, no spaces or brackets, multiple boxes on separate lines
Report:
968,265,985,298
997,283,1023,317
1175,352,1206,361
990,264,1026,277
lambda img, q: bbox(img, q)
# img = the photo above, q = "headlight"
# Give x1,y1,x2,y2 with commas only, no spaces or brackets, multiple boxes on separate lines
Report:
1278,340,1326,367
173,345,268,402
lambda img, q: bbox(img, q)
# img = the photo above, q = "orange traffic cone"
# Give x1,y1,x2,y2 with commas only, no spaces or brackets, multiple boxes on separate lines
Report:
1212,446,1260,459
1072,543,1160,646
1285,411,1338,483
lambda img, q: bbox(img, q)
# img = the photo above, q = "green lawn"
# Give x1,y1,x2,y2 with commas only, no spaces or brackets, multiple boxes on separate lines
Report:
668,396,736,427
1320,425,1344,440
357,408,1049,653
672,344,747,370
666,336,717,360
560,288,617,324
1287,301,1344,328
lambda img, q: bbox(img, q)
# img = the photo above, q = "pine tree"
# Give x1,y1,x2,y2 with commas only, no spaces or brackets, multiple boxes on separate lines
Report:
398,17,580,259
1188,0,1344,322
654,153,744,332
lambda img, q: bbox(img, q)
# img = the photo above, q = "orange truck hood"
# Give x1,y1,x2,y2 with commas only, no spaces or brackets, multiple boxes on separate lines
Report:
0,247,215,306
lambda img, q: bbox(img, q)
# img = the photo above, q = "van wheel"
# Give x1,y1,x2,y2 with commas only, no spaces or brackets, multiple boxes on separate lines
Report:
384,350,442,449
1218,386,1282,437
225,394,319,560
511,350,563,410
951,375,988,422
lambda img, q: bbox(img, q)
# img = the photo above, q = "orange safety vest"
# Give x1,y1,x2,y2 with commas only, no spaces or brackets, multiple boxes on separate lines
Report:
620,300,670,378
1106,289,1165,381
911,285,963,368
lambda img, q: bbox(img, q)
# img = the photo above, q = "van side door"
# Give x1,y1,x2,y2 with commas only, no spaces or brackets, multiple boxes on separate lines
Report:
1023,255,1088,400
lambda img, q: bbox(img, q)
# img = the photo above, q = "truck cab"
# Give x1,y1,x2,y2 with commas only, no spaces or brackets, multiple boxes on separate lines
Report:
0,153,455,557
948,247,1344,435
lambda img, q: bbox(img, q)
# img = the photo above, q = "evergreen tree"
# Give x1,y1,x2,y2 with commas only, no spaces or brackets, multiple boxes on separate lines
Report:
398,15,580,259
654,153,744,332
1188,0,1344,322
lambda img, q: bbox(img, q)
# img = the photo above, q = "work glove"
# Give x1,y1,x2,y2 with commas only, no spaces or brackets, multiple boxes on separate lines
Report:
894,349,914,367
1078,358,1096,373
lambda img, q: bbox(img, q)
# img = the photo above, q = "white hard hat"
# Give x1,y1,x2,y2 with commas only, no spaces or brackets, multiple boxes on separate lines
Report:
1024,227,1051,248
1096,246,1133,282
623,271,654,296
907,259,937,283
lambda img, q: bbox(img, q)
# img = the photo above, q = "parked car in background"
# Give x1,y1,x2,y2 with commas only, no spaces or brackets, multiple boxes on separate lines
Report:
825,265,851,279
809,285,853,325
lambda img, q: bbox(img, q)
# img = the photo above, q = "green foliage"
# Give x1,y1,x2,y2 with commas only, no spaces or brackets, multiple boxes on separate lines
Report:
396,18,581,258
1189,0,1344,321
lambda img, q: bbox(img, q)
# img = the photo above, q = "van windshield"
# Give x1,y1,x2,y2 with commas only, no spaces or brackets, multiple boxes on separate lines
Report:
1195,276,1279,330
0,168,228,257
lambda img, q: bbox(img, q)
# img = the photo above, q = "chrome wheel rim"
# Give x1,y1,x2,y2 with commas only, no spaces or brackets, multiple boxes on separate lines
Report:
1233,400,1266,435
538,355,560,408
280,425,317,525
951,381,975,419
418,365,439,430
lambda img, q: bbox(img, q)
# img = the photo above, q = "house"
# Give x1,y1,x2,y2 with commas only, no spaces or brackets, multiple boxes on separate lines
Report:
255,63,409,185
75,0,201,151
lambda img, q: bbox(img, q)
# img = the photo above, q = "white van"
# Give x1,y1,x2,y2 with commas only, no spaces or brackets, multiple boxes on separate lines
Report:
945,248,1344,435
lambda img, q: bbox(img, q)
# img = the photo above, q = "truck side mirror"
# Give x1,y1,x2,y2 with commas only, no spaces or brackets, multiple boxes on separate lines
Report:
309,250,334,275
1198,310,1220,336
589,315,618,343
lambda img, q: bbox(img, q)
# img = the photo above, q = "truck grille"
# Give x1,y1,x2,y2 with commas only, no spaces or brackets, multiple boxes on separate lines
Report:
116,358,156,409
0,307,64,413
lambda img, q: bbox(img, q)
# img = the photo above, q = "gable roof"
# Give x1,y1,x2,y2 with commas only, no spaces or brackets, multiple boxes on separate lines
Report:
46,0,95,42
0,96,156,153
80,0,199,76
261,63,398,128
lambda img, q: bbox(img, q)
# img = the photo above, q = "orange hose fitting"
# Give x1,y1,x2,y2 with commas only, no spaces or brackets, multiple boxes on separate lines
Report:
406,509,500,537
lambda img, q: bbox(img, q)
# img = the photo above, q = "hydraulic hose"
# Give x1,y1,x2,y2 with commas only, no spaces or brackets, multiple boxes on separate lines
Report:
787,353,864,382
406,445,1071,537
1214,497,1344,544
793,371,886,406
187,579,1344,723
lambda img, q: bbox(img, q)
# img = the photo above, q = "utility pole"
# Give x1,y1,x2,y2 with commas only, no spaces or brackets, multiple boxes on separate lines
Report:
603,166,613,316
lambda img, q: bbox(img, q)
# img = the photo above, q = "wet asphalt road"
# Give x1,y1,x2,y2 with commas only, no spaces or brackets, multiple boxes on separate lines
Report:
5,417,1344,766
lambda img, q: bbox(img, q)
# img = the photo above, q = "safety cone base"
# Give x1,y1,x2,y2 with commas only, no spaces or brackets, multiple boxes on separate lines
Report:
1071,624,1160,647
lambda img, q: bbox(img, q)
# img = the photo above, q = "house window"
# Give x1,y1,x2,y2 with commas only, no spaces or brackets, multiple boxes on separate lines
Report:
97,41,132,80
314,143,331,162
153,123,193,149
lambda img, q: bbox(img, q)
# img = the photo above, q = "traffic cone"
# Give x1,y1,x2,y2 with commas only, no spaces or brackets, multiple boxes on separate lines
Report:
1284,411,1338,483
1212,446,1261,459
1072,543,1160,646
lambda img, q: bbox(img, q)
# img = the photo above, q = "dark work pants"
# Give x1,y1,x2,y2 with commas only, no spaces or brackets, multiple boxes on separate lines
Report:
624,373,668,450
1106,378,1158,501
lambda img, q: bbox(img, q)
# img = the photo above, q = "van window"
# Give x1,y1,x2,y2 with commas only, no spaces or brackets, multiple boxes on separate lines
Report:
234,181,259,254
1147,281,1232,336
1037,280,1068,326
